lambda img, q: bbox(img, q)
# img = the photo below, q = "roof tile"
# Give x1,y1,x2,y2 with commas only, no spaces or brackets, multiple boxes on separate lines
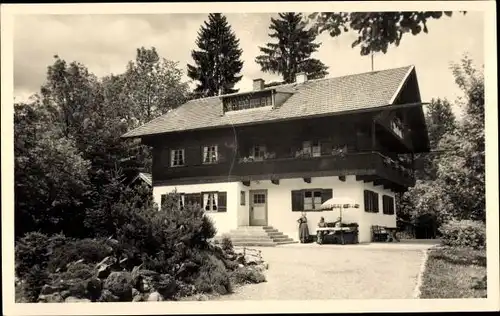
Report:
122,65,414,138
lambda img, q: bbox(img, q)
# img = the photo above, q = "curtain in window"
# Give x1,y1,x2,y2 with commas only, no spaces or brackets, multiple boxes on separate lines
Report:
213,193,218,211
203,193,209,210
203,147,209,163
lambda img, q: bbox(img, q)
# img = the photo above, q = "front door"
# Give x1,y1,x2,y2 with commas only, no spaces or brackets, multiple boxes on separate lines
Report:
249,190,268,226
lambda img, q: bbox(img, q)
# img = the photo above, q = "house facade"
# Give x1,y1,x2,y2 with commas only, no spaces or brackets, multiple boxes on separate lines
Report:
122,65,430,243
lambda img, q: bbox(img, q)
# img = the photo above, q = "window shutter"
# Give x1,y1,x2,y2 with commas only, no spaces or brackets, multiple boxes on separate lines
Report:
364,190,370,212
321,189,333,203
373,192,379,212
217,191,227,212
291,190,304,212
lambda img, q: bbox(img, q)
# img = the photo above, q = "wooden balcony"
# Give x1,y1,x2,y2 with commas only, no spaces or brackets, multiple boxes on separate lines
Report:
235,151,414,189
153,151,415,190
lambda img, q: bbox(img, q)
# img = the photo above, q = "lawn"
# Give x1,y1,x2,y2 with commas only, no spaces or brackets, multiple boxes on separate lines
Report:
420,246,487,299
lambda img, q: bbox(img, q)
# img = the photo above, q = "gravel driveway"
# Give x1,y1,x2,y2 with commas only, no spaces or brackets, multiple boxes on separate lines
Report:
217,241,436,300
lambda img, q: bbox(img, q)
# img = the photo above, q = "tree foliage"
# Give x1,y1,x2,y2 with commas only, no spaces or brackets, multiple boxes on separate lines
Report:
187,13,244,97
124,47,189,125
256,13,328,83
308,12,464,56
399,56,484,226
14,48,188,238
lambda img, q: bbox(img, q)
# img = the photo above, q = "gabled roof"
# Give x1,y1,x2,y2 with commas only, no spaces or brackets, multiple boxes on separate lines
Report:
122,65,416,138
129,172,152,187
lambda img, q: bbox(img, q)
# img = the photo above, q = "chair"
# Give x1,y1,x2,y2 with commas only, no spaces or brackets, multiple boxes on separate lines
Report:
371,225,388,242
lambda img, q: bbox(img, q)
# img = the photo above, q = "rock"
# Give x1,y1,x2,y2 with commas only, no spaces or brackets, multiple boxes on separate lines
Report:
66,259,85,270
147,291,164,301
98,289,119,302
132,293,144,302
60,290,71,299
67,279,87,298
95,256,117,279
196,294,208,301
156,274,177,299
132,288,140,297
38,293,64,303
103,271,133,301
97,265,111,279
86,278,102,301
132,270,159,293
40,284,62,295
65,296,91,303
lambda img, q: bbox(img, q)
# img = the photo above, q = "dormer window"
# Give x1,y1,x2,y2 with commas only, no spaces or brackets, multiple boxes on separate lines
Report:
222,91,273,112
251,145,266,160
303,141,321,157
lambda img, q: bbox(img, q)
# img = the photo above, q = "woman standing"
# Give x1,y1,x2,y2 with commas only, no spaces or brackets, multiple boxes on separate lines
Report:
297,212,310,243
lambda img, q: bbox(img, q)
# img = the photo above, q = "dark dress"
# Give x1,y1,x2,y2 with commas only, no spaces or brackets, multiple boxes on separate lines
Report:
298,216,310,243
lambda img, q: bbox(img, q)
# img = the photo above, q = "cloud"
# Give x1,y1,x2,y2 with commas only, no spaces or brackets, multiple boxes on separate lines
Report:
14,11,484,114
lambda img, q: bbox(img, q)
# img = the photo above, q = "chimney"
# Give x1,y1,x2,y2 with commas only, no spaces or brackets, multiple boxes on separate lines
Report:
295,72,308,84
253,78,265,91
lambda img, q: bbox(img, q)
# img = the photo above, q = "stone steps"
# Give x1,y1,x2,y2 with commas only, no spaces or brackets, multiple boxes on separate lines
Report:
221,226,297,247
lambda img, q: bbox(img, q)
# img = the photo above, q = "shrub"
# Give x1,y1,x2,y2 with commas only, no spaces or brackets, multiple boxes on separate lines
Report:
47,238,113,272
103,271,133,301
230,266,266,285
15,232,51,279
439,220,486,249
221,235,234,255
23,264,50,302
193,252,232,295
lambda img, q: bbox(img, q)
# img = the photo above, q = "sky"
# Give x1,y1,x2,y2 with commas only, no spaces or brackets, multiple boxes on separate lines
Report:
13,12,484,116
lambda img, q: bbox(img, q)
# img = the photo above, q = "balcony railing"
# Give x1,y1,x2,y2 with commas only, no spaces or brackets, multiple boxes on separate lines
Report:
235,151,414,187
155,150,415,187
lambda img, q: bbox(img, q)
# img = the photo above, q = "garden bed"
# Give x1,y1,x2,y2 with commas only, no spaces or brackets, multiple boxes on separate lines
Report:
419,246,487,299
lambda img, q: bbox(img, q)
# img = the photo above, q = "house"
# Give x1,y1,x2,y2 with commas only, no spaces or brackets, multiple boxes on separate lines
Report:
121,65,430,243
128,172,153,188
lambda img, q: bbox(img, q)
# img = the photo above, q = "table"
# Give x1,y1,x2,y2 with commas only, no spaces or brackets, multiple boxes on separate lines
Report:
316,227,356,245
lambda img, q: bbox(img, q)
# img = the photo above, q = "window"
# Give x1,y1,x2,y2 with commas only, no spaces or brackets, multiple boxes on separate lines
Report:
160,194,167,208
303,190,322,210
185,193,202,207
382,195,395,215
253,193,266,204
364,190,379,213
224,93,273,112
251,145,266,159
240,191,246,206
170,149,185,167
202,145,218,164
203,192,218,211
202,191,227,212
391,117,404,138
291,189,333,211
178,194,185,210
303,141,321,157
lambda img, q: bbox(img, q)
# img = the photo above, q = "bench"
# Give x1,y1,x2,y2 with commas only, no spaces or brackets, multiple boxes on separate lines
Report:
371,225,400,242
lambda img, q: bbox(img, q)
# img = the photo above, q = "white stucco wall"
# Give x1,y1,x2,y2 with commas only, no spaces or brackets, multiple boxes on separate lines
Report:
244,175,364,241
359,182,397,243
153,182,240,236
153,176,397,243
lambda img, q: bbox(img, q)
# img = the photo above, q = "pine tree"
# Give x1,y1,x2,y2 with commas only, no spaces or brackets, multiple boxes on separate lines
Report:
255,13,329,83
187,13,244,97
414,98,457,180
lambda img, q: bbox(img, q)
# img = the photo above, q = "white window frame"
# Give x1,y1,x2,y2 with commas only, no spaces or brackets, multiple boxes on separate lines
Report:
170,149,185,167
202,145,218,164
304,190,322,210
251,145,266,159
203,192,218,212
303,140,321,157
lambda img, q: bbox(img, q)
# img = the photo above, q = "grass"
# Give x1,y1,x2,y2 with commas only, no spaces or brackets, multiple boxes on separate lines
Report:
420,246,487,299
